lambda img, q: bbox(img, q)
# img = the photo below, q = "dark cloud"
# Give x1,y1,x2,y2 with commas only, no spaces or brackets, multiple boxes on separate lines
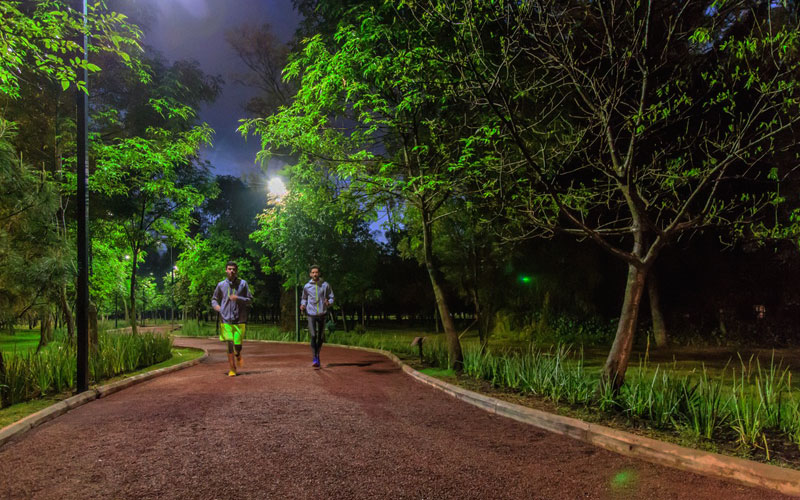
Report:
136,0,301,178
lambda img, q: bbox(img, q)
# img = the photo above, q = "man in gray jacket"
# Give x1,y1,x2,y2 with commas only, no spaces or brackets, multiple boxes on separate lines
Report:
300,264,334,368
211,261,253,376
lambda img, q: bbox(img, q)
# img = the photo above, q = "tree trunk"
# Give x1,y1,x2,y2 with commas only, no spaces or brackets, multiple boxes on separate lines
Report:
0,351,7,407
472,288,493,355
59,285,74,343
339,308,349,333
279,286,295,333
602,263,648,390
129,248,138,335
36,308,53,353
648,271,668,348
421,210,463,371
88,301,99,351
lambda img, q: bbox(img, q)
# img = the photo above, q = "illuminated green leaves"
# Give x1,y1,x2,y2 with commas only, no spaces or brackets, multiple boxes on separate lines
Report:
0,0,144,99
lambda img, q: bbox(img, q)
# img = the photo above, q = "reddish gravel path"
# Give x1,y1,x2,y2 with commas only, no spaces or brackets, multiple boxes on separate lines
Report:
0,338,791,499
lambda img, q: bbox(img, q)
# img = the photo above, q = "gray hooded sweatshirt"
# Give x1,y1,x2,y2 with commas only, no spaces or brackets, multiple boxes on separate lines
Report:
301,280,334,317
211,278,253,324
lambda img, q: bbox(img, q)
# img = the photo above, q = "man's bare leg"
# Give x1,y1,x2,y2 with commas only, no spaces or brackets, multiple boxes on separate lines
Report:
227,352,237,376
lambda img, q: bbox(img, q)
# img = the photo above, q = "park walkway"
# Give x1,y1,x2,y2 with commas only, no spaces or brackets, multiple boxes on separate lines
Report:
0,338,792,499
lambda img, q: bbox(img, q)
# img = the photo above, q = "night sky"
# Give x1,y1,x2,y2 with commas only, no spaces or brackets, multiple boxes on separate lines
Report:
134,0,302,179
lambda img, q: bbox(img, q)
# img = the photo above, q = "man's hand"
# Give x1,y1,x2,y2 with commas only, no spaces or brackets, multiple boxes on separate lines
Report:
324,300,330,307
230,294,238,301
300,305,306,312
213,305,221,312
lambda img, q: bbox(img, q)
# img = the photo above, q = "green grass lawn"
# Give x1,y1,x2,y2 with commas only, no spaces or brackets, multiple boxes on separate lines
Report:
0,347,204,429
0,329,41,354
419,367,456,378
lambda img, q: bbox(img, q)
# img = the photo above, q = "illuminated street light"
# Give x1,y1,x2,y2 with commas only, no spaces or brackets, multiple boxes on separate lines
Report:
267,177,288,199
265,176,299,340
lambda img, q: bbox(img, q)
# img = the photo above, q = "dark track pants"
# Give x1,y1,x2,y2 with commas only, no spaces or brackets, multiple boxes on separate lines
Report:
307,315,326,359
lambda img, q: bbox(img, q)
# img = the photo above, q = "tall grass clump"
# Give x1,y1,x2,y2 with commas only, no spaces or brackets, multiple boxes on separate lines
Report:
0,332,172,408
680,367,729,440
460,343,595,406
620,365,684,429
751,354,791,430
726,354,791,454
730,371,766,451
781,396,800,447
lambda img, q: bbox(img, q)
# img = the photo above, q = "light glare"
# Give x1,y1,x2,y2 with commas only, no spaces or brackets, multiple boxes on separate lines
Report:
268,177,288,198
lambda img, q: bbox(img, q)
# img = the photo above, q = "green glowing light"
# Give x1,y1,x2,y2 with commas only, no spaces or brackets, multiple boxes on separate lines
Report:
518,275,532,284
610,469,637,489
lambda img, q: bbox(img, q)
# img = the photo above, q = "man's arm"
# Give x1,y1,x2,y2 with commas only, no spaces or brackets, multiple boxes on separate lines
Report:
300,284,308,311
211,283,222,312
233,281,253,305
325,283,334,306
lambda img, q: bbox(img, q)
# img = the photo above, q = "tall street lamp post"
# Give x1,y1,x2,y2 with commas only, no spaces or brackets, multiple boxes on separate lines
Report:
75,0,89,393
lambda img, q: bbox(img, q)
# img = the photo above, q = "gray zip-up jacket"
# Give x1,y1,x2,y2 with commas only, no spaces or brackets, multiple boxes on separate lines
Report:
211,278,253,324
301,280,334,317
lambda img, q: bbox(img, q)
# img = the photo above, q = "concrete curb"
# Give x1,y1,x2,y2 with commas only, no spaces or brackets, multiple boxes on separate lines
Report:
324,343,800,497
0,348,207,449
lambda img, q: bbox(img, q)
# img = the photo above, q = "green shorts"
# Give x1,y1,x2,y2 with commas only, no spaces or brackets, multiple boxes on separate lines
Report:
219,323,245,345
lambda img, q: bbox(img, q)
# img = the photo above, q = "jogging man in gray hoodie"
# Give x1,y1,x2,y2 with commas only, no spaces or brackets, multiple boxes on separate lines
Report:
211,261,253,376
300,264,334,368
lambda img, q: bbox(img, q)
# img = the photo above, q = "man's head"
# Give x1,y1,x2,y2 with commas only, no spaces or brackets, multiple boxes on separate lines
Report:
225,261,238,281
309,264,321,282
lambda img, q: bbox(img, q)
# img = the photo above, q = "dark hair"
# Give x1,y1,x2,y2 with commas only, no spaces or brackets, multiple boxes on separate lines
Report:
309,264,321,273
226,261,238,269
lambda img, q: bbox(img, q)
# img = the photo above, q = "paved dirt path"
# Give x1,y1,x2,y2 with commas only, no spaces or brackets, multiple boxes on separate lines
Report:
0,338,792,499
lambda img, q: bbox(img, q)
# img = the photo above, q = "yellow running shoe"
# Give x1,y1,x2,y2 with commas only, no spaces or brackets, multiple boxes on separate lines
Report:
228,370,237,377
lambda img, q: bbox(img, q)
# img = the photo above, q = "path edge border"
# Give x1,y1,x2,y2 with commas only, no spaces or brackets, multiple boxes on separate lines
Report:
327,342,800,497
0,347,208,449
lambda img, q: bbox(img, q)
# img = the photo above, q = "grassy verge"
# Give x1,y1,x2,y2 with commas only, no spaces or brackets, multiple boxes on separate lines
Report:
0,347,203,429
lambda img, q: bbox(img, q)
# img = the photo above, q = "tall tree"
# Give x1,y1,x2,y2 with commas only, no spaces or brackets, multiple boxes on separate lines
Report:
0,120,65,334
414,0,800,386
241,5,480,369
91,109,214,334
1,0,145,340
250,170,380,331
226,24,294,117
184,176,273,323
399,198,507,350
